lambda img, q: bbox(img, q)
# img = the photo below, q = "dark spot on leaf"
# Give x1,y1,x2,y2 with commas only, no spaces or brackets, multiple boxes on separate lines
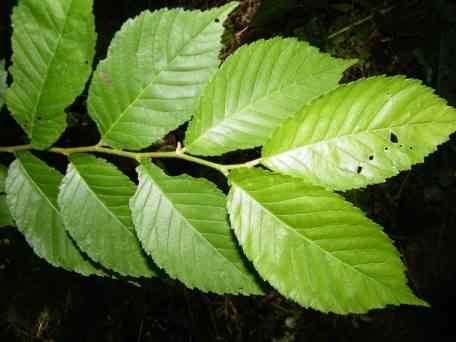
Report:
409,146,414,150
37,116,42,121
214,18,220,23
368,155,374,161
357,166,363,174
384,147,389,151
390,132,398,143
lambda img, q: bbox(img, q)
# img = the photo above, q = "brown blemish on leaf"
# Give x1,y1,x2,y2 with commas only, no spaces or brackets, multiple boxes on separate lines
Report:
100,72,112,86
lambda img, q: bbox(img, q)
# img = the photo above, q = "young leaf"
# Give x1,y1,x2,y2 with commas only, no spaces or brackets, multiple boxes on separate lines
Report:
0,60,6,111
130,160,263,295
184,38,356,156
88,3,238,150
58,154,157,278
227,168,428,314
5,0,96,149
5,152,104,275
262,76,456,191
0,164,13,227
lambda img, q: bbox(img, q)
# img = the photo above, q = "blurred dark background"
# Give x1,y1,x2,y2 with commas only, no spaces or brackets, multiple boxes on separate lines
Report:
1,0,456,341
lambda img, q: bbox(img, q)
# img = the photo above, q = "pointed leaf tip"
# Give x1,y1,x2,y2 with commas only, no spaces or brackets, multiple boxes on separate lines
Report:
262,76,456,191
5,152,104,275
130,160,263,295
6,0,96,149
58,154,157,278
88,3,237,150
228,167,428,314
185,37,356,156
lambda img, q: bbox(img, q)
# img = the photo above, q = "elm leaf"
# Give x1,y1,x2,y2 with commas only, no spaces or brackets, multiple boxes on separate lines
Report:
227,168,428,314
6,0,96,149
5,152,104,275
130,160,263,294
58,154,157,278
262,76,456,190
88,3,238,150
184,38,356,156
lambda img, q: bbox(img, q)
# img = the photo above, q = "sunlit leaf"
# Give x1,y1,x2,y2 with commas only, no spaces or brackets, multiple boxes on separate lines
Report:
88,2,238,150
184,38,355,156
130,160,263,294
262,76,456,190
227,168,428,314
5,152,104,275
5,0,96,149
58,154,157,277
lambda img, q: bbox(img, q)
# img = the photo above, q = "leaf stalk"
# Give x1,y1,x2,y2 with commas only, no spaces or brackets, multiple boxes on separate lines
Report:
0,144,262,176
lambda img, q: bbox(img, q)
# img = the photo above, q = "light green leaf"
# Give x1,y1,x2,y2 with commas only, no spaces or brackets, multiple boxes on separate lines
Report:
5,0,96,149
262,76,456,191
58,154,157,278
0,59,6,111
227,168,428,314
0,164,13,227
88,3,238,150
5,152,104,275
184,38,356,156
130,160,262,294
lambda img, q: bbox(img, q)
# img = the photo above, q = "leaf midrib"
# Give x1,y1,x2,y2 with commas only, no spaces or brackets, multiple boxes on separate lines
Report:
187,64,348,150
17,159,61,215
100,9,221,143
143,166,253,283
70,162,136,240
28,0,74,139
264,118,455,160
232,180,404,298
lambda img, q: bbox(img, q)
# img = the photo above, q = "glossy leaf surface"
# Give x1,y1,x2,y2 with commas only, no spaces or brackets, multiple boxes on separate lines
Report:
227,168,428,314
6,0,96,149
5,152,103,275
262,76,456,190
184,38,355,155
88,3,238,150
58,154,157,277
130,160,262,294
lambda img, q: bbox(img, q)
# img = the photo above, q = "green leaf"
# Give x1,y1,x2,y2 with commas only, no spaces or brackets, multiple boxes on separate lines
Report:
130,160,262,294
0,195,13,228
184,38,356,156
0,60,6,111
58,154,157,278
0,164,13,227
5,0,96,149
262,76,456,191
0,163,6,192
88,3,238,150
5,152,104,275
227,168,428,314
